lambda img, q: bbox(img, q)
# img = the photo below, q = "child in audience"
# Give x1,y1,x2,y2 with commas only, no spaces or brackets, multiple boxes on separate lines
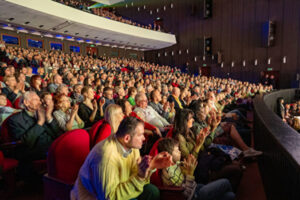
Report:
157,138,235,200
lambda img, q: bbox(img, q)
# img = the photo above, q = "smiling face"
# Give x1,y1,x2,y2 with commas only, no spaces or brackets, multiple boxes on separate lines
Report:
187,113,194,129
42,94,53,107
137,94,148,109
24,93,41,112
171,144,181,163
57,95,71,111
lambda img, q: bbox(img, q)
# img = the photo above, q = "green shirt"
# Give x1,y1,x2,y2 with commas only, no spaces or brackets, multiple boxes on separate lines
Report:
128,96,136,106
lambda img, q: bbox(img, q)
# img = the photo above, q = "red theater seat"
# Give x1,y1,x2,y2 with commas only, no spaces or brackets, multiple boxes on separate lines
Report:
13,97,22,109
166,128,174,138
89,120,111,149
149,139,185,200
0,112,46,174
0,112,21,145
6,99,13,108
0,151,18,195
44,129,90,200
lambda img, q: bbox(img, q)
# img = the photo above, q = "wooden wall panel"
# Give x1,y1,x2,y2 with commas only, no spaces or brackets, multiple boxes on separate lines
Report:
116,0,300,88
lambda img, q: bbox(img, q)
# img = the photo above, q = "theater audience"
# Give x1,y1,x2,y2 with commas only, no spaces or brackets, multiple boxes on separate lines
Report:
78,86,102,128
7,91,62,161
0,43,273,198
70,84,84,104
2,75,21,103
53,94,84,131
71,117,173,200
114,86,125,101
103,104,124,134
172,109,209,159
56,84,69,96
54,0,160,31
127,86,137,106
168,87,183,111
116,99,160,135
15,72,28,93
30,75,43,96
157,138,235,200
0,93,19,125
148,89,175,123
134,92,170,132
281,99,300,132
101,87,115,113
48,74,62,93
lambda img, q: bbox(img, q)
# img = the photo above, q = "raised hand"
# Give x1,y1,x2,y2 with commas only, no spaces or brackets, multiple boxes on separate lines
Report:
196,131,205,147
137,155,151,179
45,100,54,120
150,152,174,170
71,104,79,116
207,116,213,125
99,97,105,107
183,154,198,175
92,99,98,110
37,106,46,126
163,101,170,111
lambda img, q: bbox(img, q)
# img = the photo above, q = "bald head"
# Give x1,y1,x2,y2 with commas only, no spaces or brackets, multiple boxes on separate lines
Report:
172,87,180,98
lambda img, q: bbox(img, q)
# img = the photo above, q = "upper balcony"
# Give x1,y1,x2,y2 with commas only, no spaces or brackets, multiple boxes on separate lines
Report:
0,0,177,50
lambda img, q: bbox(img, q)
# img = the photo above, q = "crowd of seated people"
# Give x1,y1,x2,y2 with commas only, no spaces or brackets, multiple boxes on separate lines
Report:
54,0,161,31
0,39,274,199
277,97,300,132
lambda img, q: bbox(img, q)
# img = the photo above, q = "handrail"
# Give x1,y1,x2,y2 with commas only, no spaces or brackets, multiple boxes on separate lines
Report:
253,89,300,200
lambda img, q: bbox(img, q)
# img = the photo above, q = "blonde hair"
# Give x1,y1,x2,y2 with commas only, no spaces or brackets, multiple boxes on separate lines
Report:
104,104,123,134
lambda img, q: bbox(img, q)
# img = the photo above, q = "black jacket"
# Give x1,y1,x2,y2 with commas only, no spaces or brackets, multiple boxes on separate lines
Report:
2,87,18,103
7,110,63,161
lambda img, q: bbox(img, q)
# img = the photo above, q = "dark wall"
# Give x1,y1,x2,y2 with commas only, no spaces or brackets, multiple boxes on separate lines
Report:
0,29,144,60
117,0,300,88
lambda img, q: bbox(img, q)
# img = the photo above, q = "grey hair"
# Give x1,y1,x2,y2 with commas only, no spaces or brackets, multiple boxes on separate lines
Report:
21,91,38,109
56,84,68,93
23,91,37,101
135,92,146,103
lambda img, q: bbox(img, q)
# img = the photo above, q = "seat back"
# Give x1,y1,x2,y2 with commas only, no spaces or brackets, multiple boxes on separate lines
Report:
13,97,22,109
0,151,4,168
6,99,13,108
149,138,164,187
0,112,20,143
89,120,111,149
47,129,90,184
166,128,174,138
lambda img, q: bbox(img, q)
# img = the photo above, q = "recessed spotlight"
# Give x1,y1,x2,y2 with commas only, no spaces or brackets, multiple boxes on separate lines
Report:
94,36,98,39
75,33,79,35
64,30,68,33
8,18,14,21
24,21,30,24
39,25,44,28
85,34,89,37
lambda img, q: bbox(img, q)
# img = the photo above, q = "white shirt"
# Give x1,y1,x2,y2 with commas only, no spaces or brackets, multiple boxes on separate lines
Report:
134,106,169,129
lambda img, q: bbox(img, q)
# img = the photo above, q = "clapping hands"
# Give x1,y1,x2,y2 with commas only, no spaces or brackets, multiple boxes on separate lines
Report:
137,152,174,179
182,154,197,176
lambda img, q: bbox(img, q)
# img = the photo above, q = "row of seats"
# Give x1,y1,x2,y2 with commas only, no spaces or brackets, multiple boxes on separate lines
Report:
43,126,183,200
